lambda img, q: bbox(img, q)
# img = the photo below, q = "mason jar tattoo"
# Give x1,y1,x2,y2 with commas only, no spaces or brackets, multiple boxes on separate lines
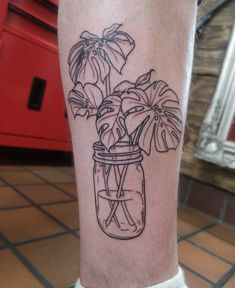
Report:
67,24,183,240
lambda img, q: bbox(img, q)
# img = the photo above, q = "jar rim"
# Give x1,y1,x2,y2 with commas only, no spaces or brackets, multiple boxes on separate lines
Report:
93,141,140,151
93,141,143,165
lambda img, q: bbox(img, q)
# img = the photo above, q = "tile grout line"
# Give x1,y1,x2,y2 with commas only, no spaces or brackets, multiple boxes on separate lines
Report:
180,262,214,285
16,168,81,238
0,168,77,201
1,169,234,287
0,235,9,250
0,165,79,287
14,229,79,246
197,227,235,248
1,173,233,250
0,233,54,288
0,174,78,209
0,176,79,236
23,167,78,200
3,173,232,250
53,182,77,200
0,199,77,212
185,238,234,266
73,230,80,238
0,180,76,201
178,222,218,242
0,165,74,173
56,166,76,178
212,265,235,288
0,204,33,211
18,190,77,233
39,199,75,206
0,180,75,188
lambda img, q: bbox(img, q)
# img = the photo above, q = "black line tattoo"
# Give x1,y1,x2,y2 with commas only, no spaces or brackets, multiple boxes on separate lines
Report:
67,23,183,240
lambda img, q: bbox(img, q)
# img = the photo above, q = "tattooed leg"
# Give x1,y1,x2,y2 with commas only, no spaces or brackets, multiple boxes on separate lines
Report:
58,1,197,287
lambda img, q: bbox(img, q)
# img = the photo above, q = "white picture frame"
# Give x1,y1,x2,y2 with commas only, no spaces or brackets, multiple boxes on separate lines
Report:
195,23,235,169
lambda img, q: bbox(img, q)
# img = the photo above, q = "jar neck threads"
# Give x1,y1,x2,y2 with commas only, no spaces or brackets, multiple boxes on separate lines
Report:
93,141,143,165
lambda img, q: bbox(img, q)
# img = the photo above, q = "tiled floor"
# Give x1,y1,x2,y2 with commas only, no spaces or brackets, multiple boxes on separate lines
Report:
0,149,235,288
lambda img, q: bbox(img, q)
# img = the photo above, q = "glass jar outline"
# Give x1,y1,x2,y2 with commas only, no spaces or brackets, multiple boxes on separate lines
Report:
93,141,146,240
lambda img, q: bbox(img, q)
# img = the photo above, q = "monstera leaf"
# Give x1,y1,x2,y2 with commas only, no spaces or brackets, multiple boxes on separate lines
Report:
96,95,126,150
68,24,135,86
135,70,154,87
113,70,154,95
68,83,103,118
68,37,110,85
122,80,183,154
113,80,135,94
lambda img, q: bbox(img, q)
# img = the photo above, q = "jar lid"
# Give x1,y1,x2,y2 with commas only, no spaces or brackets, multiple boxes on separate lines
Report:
93,141,143,165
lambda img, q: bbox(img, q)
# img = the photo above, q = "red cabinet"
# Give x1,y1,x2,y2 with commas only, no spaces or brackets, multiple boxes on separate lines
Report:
0,0,71,151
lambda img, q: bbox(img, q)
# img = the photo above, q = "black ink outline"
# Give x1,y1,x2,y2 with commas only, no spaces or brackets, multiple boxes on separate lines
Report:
67,23,183,240
93,142,146,240
68,23,135,86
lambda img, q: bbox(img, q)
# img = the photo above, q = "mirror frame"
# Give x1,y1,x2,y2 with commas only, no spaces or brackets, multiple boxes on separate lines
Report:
195,24,235,169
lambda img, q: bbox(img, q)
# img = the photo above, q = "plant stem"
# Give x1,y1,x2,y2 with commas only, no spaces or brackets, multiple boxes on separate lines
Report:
103,164,111,196
105,74,111,97
102,164,120,228
132,124,143,145
105,164,128,227
113,165,135,226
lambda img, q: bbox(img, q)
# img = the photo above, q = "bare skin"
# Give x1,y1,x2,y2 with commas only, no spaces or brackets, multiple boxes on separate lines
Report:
58,1,197,287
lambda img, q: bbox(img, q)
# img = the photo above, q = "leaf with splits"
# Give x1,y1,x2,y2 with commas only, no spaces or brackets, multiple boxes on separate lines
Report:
68,83,103,118
122,80,183,154
68,24,135,86
96,95,126,150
